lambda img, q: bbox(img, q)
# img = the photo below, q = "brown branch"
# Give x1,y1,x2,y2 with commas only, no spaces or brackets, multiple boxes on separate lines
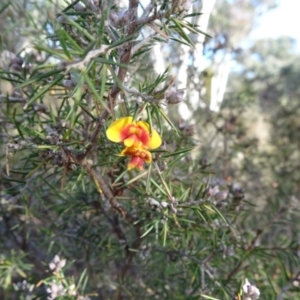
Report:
80,158,136,223
227,206,288,280
63,145,135,224
277,271,300,300
0,94,27,103
92,200,130,255
83,0,140,157
120,225,142,279
66,147,144,296
2,215,48,276
226,227,264,280
65,5,145,296
135,11,166,26
117,222,142,300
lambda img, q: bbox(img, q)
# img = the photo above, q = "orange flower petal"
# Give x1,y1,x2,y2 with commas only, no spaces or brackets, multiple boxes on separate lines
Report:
120,146,152,170
128,156,144,170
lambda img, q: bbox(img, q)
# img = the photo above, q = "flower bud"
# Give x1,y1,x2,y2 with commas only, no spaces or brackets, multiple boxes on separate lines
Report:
57,15,78,24
185,124,195,136
11,63,22,71
178,118,186,130
165,85,184,104
199,157,209,167
182,0,192,12
69,163,77,170
214,190,228,202
90,0,99,6
73,2,85,11
206,185,219,197
12,56,23,66
167,90,184,104
49,254,66,272
2,50,16,63
243,278,260,300
34,103,49,113
147,198,161,209
110,9,129,28
23,62,31,72
172,0,192,15
61,121,70,128
62,79,76,89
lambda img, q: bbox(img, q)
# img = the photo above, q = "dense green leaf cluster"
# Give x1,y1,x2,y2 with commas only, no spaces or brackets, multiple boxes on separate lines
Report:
0,1,299,300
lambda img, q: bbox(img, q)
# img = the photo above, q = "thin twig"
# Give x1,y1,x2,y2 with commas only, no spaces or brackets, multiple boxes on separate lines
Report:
80,158,136,223
82,0,141,158
91,199,130,255
0,95,27,102
131,32,158,55
227,206,288,280
135,11,166,26
276,271,300,300
64,46,110,72
2,215,48,275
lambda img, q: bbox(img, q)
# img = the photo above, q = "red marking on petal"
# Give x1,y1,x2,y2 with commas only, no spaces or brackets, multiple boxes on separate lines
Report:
128,156,144,170
118,122,152,148
121,146,152,170
120,125,131,141
137,125,150,146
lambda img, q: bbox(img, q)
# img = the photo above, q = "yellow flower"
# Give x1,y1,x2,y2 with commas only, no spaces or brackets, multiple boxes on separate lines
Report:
106,116,162,170
106,116,161,149
120,146,152,170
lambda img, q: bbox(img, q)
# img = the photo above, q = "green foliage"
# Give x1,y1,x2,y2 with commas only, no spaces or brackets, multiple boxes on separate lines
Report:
0,0,300,300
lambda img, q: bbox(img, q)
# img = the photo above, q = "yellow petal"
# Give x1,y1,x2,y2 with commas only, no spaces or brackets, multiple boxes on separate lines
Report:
124,135,136,147
136,121,151,133
147,129,162,149
143,152,152,163
137,121,162,149
120,148,127,156
106,116,133,143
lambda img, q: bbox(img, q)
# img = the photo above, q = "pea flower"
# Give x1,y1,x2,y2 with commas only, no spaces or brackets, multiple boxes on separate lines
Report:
106,116,161,149
106,116,162,170
120,146,152,170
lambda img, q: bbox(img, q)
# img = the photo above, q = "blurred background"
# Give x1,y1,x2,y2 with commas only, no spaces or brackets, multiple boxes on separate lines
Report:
1,0,300,299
